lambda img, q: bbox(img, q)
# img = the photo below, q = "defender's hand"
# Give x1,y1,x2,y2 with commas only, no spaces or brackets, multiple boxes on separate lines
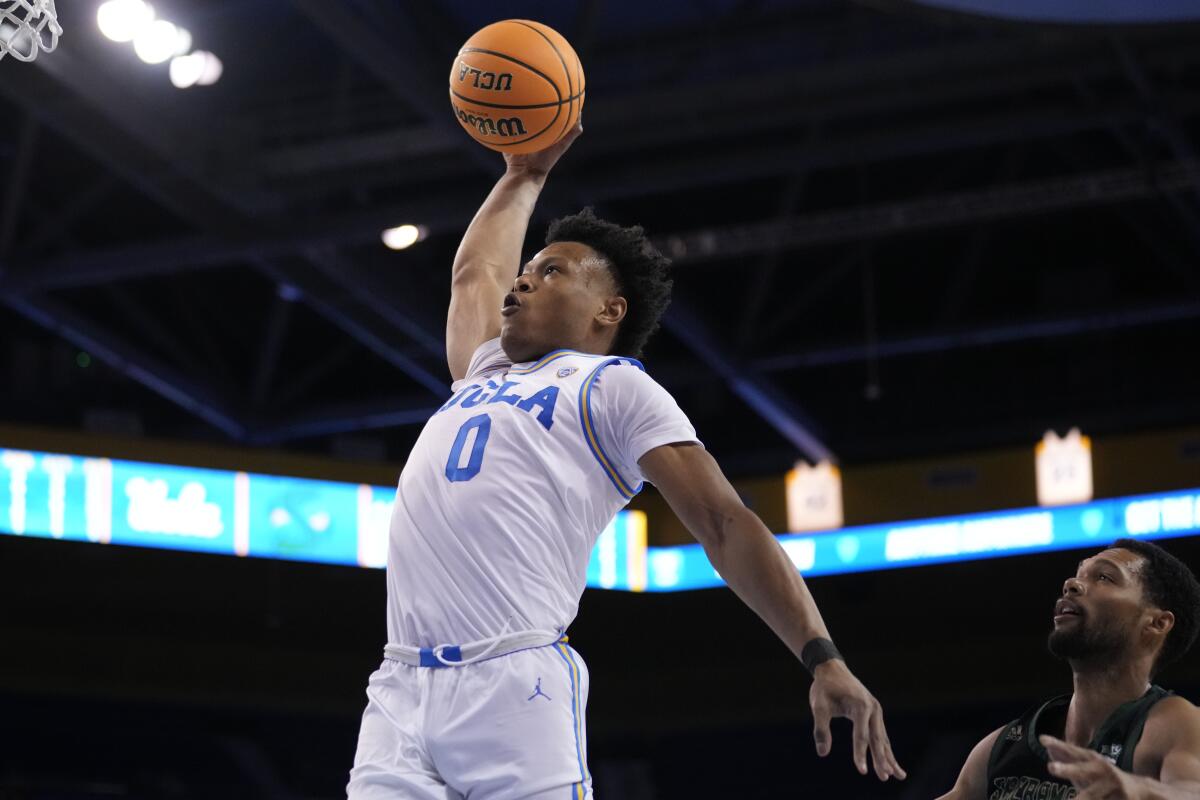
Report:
810,660,906,781
1042,736,1141,799
503,121,583,178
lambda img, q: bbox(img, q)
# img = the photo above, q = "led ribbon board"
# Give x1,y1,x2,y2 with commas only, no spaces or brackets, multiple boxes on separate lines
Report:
644,489,1200,591
0,447,648,591
2,446,1197,593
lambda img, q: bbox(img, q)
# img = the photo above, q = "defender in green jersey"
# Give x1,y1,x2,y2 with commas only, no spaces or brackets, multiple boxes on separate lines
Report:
937,538,1200,800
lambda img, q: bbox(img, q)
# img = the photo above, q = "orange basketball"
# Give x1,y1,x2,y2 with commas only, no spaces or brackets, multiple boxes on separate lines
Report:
449,19,585,155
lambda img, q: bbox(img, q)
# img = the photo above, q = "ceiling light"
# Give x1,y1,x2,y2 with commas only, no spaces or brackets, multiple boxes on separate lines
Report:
133,18,188,64
97,0,154,43
381,224,428,251
170,50,221,88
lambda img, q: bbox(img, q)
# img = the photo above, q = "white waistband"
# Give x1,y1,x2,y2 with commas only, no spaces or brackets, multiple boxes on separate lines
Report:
384,629,565,668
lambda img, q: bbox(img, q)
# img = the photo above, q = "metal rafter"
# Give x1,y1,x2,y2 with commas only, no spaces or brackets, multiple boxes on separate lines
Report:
0,54,249,232
654,161,1200,264
253,34,1200,181
0,113,38,262
664,299,834,463
289,0,498,176
253,258,448,398
750,300,1200,372
0,43,451,431
2,294,247,439
300,245,444,359
18,155,1200,298
1113,40,1200,251
251,398,440,445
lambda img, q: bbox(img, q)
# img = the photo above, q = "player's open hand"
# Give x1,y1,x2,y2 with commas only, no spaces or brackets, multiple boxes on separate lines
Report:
810,660,906,781
1042,735,1142,799
503,120,583,178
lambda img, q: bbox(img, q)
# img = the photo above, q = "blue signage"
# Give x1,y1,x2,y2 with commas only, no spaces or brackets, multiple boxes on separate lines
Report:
0,447,647,590
2,446,1197,593
643,489,1200,591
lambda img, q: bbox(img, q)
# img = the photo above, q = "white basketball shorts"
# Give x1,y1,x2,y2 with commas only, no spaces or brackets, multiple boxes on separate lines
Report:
347,639,592,800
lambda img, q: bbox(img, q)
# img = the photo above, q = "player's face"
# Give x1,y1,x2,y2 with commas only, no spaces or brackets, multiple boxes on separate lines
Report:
1047,548,1150,663
500,241,620,362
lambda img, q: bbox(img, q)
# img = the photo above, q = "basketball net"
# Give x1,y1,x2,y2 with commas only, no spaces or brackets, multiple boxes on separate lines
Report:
0,0,61,62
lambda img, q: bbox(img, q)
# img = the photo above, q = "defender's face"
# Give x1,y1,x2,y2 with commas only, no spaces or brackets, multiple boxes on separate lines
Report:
500,241,616,362
1048,548,1149,662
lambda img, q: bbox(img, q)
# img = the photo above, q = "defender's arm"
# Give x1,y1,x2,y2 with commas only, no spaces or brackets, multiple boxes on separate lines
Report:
446,125,582,381
1156,715,1200,793
935,728,1002,800
1042,700,1200,798
639,442,906,782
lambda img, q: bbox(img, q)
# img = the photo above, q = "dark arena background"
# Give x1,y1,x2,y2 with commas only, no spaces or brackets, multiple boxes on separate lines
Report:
2,1,1200,798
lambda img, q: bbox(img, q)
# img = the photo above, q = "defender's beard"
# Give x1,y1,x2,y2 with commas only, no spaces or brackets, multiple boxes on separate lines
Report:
1047,618,1127,662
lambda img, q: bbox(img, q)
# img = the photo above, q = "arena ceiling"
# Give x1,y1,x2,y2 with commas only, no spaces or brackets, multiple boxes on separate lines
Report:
1,0,1199,475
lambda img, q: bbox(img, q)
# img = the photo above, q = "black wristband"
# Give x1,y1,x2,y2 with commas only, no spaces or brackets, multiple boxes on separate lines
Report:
801,637,843,674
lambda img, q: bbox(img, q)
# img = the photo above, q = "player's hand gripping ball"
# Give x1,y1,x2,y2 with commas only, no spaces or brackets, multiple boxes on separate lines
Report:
449,19,585,155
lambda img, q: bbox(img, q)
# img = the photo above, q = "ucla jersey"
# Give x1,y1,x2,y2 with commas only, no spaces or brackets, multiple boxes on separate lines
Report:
386,339,699,647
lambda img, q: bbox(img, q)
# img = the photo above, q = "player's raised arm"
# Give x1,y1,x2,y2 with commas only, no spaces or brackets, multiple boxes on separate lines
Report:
935,728,1002,800
639,442,906,782
446,123,583,381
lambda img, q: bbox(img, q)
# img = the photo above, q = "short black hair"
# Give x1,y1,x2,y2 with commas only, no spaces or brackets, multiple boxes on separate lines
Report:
1112,538,1200,674
545,207,673,358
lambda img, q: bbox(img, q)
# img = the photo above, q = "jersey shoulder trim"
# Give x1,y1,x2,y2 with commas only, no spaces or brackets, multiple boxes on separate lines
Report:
1112,684,1173,772
577,356,646,500
986,716,1024,785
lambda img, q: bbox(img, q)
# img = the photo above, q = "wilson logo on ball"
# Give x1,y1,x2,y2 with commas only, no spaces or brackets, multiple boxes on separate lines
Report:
456,62,513,92
449,19,585,154
452,104,527,138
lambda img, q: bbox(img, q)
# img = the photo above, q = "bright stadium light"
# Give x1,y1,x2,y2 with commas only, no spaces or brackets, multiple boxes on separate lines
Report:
381,224,428,251
97,0,154,43
169,51,202,87
133,18,189,64
196,51,222,85
170,50,222,88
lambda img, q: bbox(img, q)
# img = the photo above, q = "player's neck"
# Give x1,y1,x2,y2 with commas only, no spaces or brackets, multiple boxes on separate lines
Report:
524,332,614,362
1064,659,1151,746
576,323,619,359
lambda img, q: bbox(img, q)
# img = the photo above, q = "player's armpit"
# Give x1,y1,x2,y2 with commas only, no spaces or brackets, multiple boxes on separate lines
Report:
935,728,1003,800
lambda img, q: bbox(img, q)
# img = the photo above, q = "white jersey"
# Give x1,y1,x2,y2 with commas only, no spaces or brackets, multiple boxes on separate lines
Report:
386,339,699,647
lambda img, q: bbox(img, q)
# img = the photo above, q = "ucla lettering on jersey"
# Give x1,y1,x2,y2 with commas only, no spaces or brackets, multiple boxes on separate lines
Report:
385,340,700,648
437,378,560,431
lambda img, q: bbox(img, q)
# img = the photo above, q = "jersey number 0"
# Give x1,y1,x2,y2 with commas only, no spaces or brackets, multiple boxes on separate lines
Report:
445,413,492,482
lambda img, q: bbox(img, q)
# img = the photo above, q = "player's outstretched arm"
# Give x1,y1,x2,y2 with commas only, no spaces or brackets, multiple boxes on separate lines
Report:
1042,696,1200,799
935,728,1002,800
446,123,583,381
639,442,906,782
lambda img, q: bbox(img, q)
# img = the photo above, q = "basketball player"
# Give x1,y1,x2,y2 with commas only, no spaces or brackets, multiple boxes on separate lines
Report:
346,123,906,798
937,538,1200,799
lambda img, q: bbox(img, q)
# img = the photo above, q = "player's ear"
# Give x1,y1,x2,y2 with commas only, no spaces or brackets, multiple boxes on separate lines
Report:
1147,608,1175,639
596,295,627,328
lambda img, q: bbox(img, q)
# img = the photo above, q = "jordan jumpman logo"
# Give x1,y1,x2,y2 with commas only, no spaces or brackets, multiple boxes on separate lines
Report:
527,677,551,702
